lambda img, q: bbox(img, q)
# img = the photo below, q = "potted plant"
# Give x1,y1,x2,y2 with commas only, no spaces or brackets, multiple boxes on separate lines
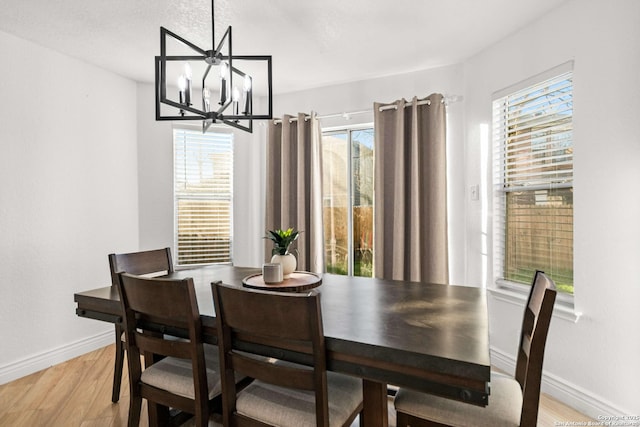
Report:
265,228,300,278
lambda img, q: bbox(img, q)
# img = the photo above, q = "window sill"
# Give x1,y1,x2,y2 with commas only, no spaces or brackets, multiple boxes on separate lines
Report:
488,285,582,323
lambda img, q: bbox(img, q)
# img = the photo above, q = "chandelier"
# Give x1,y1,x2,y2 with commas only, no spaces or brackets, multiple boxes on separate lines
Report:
155,0,273,133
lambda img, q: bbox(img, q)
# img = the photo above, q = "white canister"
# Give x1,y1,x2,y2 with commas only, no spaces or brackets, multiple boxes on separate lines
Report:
262,263,283,284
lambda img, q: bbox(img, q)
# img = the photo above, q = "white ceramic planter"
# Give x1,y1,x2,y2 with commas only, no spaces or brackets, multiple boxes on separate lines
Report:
271,253,297,279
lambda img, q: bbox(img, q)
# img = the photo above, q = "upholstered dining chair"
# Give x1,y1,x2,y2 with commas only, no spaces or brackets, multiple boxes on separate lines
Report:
394,270,557,427
107,248,173,403
116,272,222,427
211,281,364,427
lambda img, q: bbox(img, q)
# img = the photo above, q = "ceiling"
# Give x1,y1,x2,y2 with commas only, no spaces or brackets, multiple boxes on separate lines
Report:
0,0,568,94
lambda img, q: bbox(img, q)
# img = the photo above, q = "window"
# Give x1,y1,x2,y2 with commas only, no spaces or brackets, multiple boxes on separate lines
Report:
322,127,374,277
493,65,574,295
174,128,233,266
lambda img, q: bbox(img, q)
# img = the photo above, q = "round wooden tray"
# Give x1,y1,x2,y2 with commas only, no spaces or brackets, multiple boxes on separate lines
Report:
242,271,322,293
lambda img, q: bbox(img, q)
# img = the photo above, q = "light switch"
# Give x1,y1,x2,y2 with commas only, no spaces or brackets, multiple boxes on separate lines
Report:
470,184,480,201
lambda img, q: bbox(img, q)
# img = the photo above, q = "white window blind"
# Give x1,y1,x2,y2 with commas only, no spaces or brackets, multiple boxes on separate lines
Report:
174,128,233,266
493,68,574,294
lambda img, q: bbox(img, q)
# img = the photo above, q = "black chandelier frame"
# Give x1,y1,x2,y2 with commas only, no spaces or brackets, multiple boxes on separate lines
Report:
155,0,273,133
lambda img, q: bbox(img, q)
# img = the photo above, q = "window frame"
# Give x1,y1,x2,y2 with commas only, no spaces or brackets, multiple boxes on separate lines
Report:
492,61,575,306
173,126,234,267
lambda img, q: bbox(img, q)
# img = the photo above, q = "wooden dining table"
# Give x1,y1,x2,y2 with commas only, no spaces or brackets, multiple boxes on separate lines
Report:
74,264,490,427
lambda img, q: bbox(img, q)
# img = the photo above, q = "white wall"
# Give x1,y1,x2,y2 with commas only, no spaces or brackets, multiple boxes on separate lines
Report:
464,0,640,416
136,84,174,252
0,30,139,383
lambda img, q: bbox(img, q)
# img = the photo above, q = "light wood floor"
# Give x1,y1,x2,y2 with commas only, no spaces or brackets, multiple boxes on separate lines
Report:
0,344,593,427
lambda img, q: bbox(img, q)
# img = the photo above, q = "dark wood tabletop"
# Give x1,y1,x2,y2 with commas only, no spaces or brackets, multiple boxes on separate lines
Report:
75,264,490,427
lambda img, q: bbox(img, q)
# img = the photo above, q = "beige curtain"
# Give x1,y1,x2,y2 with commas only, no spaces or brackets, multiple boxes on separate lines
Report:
373,94,448,283
265,113,324,273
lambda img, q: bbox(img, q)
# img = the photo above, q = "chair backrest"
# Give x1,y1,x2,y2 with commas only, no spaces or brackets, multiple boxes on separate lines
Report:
211,282,329,427
516,270,557,427
108,247,173,287
116,273,210,419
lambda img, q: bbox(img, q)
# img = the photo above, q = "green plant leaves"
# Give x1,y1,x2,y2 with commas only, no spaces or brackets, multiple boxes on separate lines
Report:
264,228,300,255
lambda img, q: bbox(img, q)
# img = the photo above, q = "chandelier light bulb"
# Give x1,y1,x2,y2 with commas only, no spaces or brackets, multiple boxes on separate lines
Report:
203,87,211,112
232,86,240,116
184,63,192,105
220,62,228,80
177,75,187,105
178,75,186,92
242,76,252,115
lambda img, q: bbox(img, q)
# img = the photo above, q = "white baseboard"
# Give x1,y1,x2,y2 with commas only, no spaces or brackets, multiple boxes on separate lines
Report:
0,331,113,386
490,346,629,420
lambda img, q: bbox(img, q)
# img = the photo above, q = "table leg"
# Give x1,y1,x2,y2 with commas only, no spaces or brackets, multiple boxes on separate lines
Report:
362,379,388,427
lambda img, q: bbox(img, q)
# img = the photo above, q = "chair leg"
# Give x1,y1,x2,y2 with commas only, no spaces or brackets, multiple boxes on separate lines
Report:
112,324,125,403
128,394,142,427
196,411,209,427
397,412,409,427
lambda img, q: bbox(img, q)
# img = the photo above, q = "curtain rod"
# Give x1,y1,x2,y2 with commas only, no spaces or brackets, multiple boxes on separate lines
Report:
273,95,462,124
378,98,432,112
378,94,463,112
273,110,370,124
